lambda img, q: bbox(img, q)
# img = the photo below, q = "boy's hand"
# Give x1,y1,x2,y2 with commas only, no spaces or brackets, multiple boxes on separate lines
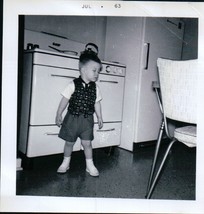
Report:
55,97,69,127
97,118,103,129
55,114,63,127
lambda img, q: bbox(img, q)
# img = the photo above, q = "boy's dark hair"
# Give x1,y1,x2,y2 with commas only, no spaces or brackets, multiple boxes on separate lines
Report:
79,49,102,70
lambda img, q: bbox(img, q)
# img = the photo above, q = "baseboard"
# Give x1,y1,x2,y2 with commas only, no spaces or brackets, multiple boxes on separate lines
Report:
133,138,169,152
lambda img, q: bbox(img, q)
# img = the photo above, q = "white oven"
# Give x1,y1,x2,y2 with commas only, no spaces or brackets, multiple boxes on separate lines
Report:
18,49,126,158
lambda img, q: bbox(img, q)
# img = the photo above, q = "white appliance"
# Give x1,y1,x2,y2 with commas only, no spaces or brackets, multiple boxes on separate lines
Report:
104,17,184,151
18,49,126,159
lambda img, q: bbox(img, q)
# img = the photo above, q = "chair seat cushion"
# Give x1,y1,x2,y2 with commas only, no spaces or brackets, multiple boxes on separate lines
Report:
174,125,196,147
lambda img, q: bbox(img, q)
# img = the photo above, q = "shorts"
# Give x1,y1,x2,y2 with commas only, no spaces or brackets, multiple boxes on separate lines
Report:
58,112,94,142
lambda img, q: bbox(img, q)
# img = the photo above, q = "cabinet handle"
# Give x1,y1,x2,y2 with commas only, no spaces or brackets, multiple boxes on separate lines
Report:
99,80,118,84
96,128,115,132
144,43,150,70
45,132,59,136
51,74,75,79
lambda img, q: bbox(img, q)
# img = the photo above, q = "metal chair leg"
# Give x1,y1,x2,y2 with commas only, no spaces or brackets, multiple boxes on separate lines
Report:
145,120,165,197
146,139,176,199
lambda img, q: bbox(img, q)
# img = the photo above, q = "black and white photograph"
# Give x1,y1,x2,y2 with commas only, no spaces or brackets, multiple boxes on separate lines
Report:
16,15,198,199
1,1,204,213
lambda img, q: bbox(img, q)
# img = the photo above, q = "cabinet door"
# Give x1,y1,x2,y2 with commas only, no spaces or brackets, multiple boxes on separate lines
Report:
92,123,121,148
95,74,125,122
135,18,184,142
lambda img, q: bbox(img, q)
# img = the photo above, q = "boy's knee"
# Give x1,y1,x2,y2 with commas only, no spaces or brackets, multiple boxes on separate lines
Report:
65,141,75,147
81,140,92,148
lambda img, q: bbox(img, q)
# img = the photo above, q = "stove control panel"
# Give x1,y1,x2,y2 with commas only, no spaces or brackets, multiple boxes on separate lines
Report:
101,63,126,76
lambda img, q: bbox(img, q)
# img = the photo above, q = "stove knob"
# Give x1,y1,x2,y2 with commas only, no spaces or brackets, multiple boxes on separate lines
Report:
106,65,111,73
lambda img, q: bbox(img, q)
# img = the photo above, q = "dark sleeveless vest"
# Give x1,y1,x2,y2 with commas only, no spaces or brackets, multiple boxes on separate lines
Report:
68,77,96,117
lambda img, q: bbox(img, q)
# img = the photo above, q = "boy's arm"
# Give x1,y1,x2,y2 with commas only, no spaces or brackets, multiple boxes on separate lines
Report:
55,96,69,127
94,101,103,129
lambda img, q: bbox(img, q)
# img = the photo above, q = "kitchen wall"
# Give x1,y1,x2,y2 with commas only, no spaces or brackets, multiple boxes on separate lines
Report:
24,16,107,60
24,16,198,61
181,18,198,60
104,17,144,150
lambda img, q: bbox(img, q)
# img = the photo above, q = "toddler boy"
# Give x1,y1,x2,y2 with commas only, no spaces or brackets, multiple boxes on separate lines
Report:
55,47,103,176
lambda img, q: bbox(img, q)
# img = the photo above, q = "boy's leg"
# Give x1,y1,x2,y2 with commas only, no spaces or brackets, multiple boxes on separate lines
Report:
81,140,99,176
81,140,93,159
57,141,74,173
64,141,74,157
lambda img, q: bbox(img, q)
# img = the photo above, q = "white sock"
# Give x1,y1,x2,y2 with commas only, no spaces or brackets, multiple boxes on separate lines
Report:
86,158,94,165
61,156,71,166
86,159,97,169
64,156,71,161
86,159,99,176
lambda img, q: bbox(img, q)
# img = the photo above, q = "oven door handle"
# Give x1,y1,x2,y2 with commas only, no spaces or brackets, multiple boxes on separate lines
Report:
96,128,115,132
99,80,118,84
51,74,76,79
45,129,116,135
45,132,59,136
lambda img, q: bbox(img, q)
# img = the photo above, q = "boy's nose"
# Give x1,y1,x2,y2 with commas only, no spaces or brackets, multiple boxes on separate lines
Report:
94,74,99,80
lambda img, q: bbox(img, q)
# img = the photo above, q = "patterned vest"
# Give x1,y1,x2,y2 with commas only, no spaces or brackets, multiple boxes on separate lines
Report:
68,77,96,117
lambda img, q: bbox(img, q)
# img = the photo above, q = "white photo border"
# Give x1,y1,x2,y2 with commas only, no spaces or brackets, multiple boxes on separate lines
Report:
1,0,204,213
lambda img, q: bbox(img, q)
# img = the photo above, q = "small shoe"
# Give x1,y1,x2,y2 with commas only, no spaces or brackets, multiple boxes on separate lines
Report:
57,161,70,173
57,156,71,173
86,166,99,177
57,165,69,173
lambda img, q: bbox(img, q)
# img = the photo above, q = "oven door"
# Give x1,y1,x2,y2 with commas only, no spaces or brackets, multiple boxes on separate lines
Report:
30,65,79,125
96,74,125,122
31,65,125,125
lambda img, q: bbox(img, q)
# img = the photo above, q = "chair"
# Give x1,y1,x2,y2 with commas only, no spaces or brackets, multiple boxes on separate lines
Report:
146,58,197,199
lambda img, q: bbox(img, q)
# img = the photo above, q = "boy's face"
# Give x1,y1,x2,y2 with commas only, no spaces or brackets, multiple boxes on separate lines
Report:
81,60,101,83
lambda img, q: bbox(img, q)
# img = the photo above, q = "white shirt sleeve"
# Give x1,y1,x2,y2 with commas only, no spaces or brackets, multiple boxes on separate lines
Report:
96,84,103,103
61,80,75,100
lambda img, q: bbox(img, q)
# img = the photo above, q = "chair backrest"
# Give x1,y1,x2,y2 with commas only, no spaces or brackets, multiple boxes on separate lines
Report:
157,58,197,124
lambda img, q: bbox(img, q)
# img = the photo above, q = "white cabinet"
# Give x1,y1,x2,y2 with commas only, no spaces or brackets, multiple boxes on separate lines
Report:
105,17,184,151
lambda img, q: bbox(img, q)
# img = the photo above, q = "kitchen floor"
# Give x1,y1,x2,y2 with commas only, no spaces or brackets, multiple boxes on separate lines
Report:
16,140,196,200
